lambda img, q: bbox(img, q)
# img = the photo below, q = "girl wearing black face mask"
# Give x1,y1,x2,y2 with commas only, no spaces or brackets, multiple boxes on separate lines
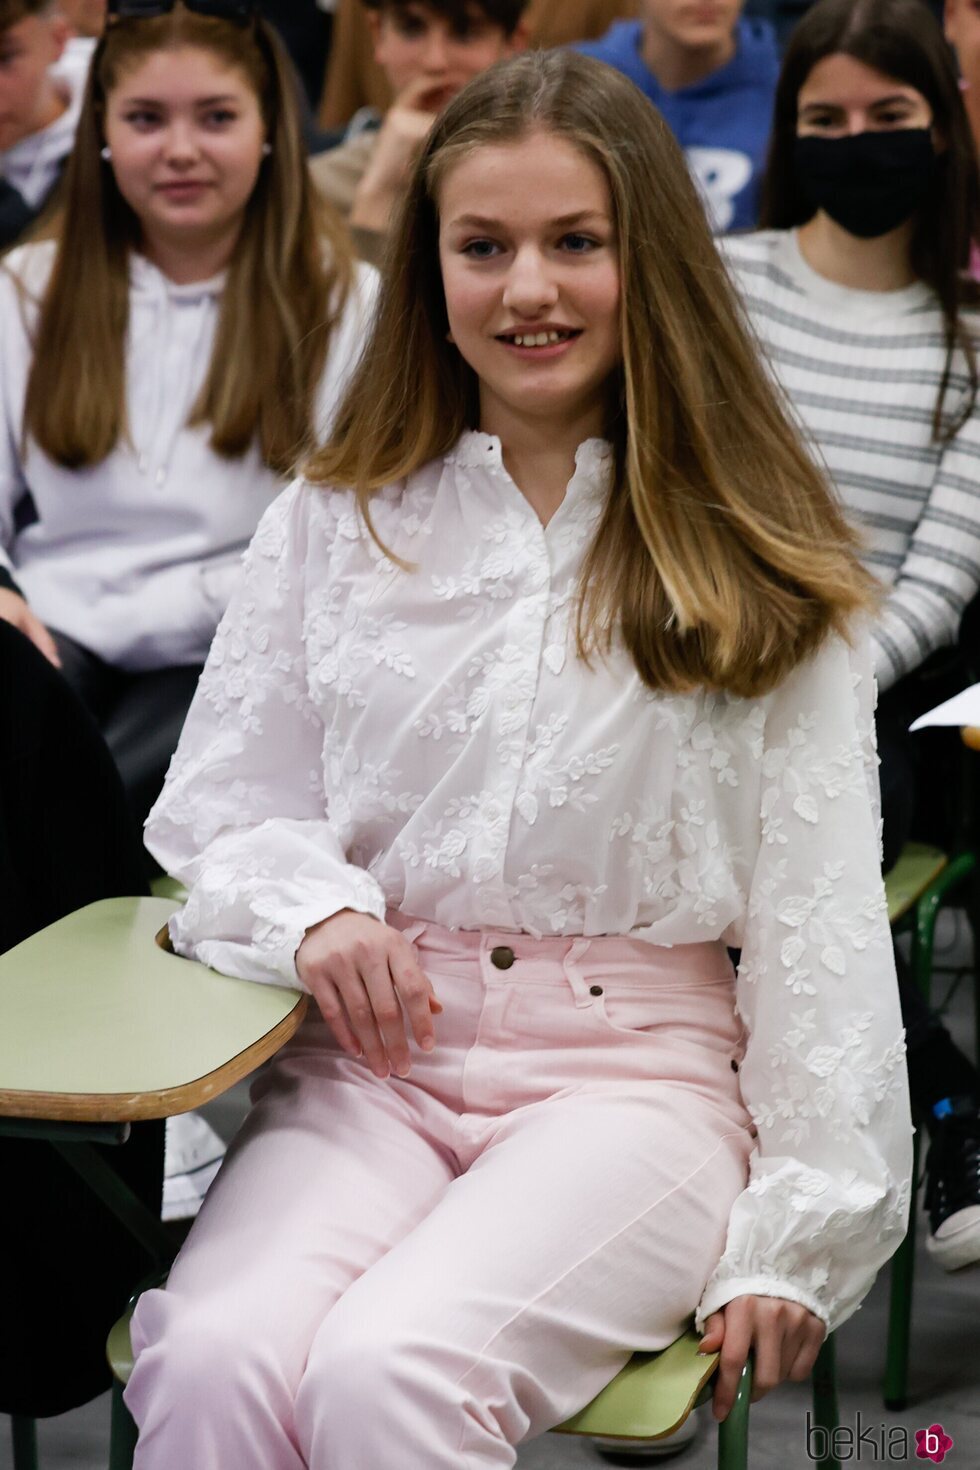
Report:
723,0,980,1281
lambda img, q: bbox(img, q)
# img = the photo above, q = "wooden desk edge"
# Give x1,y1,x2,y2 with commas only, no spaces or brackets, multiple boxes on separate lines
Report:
0,994,308,1123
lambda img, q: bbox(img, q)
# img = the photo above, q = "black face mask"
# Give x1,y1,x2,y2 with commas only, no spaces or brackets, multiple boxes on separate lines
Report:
793,128,936,239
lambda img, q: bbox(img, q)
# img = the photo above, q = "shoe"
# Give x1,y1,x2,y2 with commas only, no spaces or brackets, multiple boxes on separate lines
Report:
924,1095,980,1271
591,1406,702,1462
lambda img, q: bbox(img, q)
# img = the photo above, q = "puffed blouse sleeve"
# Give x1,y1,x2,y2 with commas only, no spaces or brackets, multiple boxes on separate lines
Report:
144,480,387,988
697,629,914,1333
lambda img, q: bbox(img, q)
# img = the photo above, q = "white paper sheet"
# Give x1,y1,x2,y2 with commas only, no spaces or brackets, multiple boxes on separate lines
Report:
909,683,980,731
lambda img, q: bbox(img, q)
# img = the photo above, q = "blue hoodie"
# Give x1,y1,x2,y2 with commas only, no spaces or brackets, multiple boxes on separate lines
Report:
575,18,779,232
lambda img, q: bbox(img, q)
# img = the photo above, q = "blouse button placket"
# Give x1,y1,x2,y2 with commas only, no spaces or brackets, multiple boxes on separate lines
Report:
470,524,553,926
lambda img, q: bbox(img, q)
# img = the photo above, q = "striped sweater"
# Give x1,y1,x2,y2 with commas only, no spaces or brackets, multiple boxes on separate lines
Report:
721,229,980,691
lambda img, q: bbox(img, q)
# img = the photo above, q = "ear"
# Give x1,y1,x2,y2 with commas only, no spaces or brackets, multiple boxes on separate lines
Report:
505,19,530,57
365,8,384,58
940,0,957,43
48,13,71,64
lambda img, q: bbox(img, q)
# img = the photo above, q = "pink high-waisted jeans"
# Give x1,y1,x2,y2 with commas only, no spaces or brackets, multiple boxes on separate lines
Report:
127,917,755,1469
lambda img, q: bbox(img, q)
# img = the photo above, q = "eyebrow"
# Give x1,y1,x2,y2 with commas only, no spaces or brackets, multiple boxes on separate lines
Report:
799,94,916,111
448,209,609,230
119,93,241,106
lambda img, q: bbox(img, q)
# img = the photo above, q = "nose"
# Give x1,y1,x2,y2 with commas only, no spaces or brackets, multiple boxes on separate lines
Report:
421,27,451,73
502,244,560,317
162,121,201,165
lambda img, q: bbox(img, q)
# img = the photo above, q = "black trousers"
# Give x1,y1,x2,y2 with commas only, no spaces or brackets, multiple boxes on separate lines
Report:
0,622,165,1417
51,629,203,839
877,679,979,1119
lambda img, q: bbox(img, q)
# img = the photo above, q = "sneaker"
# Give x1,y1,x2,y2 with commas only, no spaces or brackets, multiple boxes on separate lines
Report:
924,1096,980,1271
591,1406,702,1462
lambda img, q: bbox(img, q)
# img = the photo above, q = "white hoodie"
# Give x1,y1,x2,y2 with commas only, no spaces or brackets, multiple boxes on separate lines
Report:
0,36,94,209
0,241,378,670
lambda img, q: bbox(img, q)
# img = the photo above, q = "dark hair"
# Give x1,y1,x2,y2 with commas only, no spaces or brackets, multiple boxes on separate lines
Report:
760,0,980,441
360,0,528,37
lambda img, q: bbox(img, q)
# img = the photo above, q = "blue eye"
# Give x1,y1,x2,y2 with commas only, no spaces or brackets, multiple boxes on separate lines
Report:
561,233,598,253
462,239,501,260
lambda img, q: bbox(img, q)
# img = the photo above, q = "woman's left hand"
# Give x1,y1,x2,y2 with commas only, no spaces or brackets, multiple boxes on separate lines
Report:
699,1296,825,1420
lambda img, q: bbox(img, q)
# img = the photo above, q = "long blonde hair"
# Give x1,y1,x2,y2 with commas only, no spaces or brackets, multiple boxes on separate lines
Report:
18,3,352,474
308,50,873,697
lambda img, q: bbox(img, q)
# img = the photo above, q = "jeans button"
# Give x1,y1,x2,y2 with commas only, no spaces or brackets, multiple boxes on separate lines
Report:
490,945,515,970
589,985,603,996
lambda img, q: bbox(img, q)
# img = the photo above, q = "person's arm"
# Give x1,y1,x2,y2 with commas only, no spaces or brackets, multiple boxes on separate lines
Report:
348,77,441,238
699,629,913,1333
144,479,388,988
872,407,980,691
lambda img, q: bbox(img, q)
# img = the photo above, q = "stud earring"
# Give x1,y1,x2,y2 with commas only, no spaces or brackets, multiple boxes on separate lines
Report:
262,142,272,157
101,145,112,161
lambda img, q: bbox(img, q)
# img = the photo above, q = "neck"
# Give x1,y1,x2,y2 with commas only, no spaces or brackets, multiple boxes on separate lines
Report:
480,393,606,527
138,222,242,286
641,23,735,92
796,212,916,292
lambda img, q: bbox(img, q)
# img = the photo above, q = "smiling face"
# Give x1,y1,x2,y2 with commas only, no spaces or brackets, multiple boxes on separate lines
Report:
438,129,621,442
102,44,266,258
796,52,934,138
370,1,521,109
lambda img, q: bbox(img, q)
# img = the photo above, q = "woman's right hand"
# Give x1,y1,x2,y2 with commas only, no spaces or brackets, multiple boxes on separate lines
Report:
296,910,442,1079
0,588,61,667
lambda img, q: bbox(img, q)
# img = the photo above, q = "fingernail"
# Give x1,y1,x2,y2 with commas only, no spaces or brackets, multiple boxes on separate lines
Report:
395,1064,411,1078
421,1036,435,1051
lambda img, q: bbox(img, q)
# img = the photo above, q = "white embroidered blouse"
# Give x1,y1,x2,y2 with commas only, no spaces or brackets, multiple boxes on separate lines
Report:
146,431,913,1333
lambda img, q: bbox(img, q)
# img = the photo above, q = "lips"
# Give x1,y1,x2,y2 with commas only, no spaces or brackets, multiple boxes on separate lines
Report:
155,180,213,194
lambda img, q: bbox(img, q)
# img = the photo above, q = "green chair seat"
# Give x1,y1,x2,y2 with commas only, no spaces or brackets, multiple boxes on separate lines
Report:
554,1331,717,1441
884,841,947,926
108,1305,137,1388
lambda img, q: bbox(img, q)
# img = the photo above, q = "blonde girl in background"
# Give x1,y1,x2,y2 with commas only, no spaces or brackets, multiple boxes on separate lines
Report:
129,50,911,1469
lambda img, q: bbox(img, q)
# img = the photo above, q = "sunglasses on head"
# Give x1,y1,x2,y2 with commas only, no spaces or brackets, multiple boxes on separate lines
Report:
107,0,256,23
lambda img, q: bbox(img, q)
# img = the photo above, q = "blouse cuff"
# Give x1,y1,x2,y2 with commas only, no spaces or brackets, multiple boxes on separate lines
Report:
695,1276,830,1335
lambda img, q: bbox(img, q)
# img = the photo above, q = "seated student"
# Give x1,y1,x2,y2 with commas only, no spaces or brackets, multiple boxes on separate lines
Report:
721,0,980,1272
316,0,634,131
575,0,779,231
0,0,94,250
0,0,376,839
124,48,910,1470
310,0,528,263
